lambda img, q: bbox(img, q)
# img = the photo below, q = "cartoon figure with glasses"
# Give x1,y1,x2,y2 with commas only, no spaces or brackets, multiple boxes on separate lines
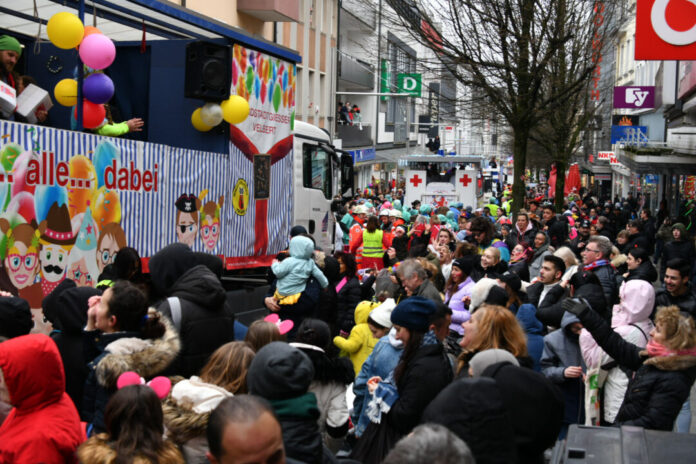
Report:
0,219,44,328
198,190,224,252
96,222,127,274
175,193,202,247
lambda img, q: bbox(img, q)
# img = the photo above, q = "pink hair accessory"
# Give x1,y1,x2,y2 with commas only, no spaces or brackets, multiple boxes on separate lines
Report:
116,371,172,399
264,313,294,335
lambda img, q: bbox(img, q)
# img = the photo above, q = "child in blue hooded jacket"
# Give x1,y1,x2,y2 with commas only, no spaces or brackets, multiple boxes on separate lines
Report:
272,235,329,305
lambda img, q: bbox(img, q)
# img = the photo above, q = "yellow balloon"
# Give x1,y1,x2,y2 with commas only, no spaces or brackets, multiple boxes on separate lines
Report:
221,95,250,124
191,108,213,132
47,12,85,50
54,79,78,107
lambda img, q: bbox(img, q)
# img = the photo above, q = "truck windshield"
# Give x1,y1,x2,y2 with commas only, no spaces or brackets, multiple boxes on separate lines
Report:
303,144,332,199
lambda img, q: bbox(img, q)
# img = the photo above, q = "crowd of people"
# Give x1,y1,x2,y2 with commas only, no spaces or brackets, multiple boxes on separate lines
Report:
2,184,696,463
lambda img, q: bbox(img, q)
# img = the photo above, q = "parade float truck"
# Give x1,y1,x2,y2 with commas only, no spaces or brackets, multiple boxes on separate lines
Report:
0,36,352,324
401,154,482,209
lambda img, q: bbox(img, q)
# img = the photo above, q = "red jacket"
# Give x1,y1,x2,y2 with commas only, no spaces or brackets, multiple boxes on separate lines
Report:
0,334,83,463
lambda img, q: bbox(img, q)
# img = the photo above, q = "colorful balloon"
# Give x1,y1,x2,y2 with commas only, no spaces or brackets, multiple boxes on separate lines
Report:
93,141,120,189
47,12,84,49
200,103,223,127
67,155,97,217
83,26,102,39
11,151,37,198
0,143,22,173
7,192,36,225
73,100,106,129
34,184,68,224
83,73,114,104
79,33,116,70
221,96,250,125
54,79,78,107
91,186,121,229
191,108,213,132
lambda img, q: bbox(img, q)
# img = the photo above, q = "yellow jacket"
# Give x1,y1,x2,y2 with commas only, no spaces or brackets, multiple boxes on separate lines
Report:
333,300,379,375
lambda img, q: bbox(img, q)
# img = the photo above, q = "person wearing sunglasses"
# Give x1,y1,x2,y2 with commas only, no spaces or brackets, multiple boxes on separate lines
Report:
580,236,617,310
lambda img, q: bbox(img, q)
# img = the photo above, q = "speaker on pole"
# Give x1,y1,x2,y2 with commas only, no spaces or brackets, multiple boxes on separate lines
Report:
184,41,231,101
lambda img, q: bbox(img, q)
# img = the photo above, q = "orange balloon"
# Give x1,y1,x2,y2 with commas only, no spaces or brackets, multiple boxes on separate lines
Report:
67,155,97,217
84,26,102,38
91,186,121,230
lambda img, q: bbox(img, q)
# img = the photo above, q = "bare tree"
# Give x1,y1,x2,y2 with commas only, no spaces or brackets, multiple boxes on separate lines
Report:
375,0,617,212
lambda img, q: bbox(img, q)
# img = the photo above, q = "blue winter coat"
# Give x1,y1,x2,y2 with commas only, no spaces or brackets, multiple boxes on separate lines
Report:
351,332,403,437
516,304,545,372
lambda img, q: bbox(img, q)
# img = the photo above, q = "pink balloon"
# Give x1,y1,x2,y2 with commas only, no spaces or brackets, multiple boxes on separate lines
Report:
79,34,116,70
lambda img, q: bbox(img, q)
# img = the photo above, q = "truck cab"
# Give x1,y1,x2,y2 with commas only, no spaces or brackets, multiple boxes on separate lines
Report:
293,121,353,253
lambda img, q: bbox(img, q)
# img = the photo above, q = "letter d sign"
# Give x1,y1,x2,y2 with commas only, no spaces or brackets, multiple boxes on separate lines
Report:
397,73,422,97
635,0,696,60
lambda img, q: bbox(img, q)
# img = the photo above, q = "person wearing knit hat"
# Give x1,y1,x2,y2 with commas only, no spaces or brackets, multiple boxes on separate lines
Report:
0,35,22,88
369,298,396,330
469,348,520,377
390,296,436,332
351,295,453,463
0,295,32,340
246,341,325,463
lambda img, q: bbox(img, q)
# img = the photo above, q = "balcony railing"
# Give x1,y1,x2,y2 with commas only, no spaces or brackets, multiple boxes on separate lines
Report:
336,123,373,148
338,52,375,89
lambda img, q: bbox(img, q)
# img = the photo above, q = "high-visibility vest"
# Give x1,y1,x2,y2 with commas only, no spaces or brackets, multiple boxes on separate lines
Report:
362,229,385,258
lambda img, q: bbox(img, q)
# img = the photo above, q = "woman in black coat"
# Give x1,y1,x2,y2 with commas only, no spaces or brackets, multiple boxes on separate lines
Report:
351,297,453,463
660,223,695,280
564,301,696,431
334,252,362,335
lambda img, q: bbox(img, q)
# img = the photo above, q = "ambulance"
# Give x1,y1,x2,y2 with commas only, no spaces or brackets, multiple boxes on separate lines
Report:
401,155,483,209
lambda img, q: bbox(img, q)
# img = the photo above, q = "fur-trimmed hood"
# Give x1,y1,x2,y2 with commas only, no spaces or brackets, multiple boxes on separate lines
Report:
77,433,184,464
95,310,180,389
162,376,232,444
640,353,696,371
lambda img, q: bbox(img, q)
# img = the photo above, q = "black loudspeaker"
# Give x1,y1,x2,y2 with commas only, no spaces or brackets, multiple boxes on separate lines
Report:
184,41,231,101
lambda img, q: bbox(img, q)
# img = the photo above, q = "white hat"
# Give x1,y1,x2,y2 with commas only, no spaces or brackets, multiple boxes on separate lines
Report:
389,209,402,218
369,298,396,329
379,209,390,217
354,205,369,215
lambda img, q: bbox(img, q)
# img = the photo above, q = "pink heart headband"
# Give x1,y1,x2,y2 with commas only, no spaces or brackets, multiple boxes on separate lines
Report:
116,371,171,400
264,313,294,335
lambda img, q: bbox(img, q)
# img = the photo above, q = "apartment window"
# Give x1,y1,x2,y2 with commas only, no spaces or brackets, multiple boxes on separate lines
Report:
386,38,416,126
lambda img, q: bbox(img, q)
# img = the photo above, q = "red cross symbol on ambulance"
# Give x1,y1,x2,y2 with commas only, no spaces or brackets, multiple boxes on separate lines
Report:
459,174,472,187
410,174,423,187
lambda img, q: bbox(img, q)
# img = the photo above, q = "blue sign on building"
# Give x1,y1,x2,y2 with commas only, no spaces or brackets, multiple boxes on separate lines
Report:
644,174,658,184
349,148,376,163
611,125,648,144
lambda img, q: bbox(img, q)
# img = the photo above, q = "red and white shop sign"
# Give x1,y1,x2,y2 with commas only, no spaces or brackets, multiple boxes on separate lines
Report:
635,0,696,60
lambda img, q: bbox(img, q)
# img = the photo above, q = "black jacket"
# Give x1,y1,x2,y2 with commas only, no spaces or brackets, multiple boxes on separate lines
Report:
577,306,696,431
660,239,696,278
545,216,568,249
508,260,530,283
482,362,564,464
584,263,617,309
509,226,538,249
526,282,567,328
422,377,518,464
654,287,696,321
44,284,101,414
622,233,649,254
386,343,453,436
157,265,235,377
336,275,362,334
625,260,658,284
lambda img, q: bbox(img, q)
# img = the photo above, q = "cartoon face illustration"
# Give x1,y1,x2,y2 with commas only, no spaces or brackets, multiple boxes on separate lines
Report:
66,253,96,287
97,223,127,273
6,242,39,289
200,195,224,252
39,244,70,283
177,211,198,247
175,193,201,248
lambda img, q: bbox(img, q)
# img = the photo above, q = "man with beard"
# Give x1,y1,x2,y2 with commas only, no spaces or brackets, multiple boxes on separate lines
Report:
0,35,21,120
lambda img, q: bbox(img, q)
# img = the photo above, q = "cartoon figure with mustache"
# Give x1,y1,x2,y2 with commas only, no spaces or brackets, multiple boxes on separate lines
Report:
38,203,76,297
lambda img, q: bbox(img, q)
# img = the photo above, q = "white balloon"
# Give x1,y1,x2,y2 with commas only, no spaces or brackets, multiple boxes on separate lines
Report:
200,103,223,127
